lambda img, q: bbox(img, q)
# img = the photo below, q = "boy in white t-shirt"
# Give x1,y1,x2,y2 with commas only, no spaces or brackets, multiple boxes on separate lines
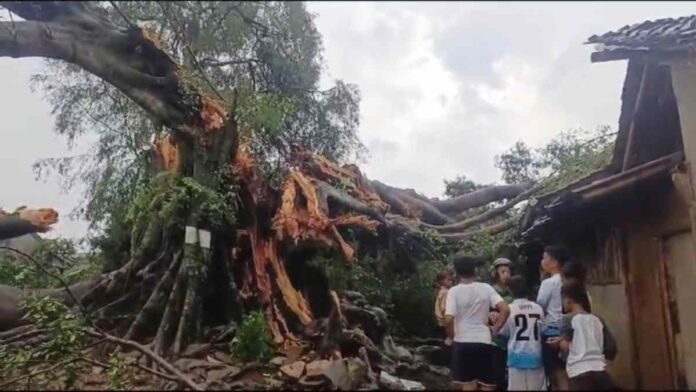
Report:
498,275,546,391
547,279,614,390
445,255,510,391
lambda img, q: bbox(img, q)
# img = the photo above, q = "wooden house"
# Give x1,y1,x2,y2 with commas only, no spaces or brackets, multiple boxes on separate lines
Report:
521,15,696,389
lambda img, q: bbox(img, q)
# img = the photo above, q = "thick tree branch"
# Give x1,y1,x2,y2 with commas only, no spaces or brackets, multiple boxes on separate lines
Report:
200,57,260,67
86,328,204,390
438,215,520,242
371,181,451,225
432,183,533,214
0,215,41,240
0,2,222,135
427,185,539,233
317,181,385,223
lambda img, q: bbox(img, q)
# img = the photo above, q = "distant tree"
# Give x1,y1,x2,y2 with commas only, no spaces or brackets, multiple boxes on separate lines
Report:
494,141,539,185
495,126,615,185
443,175,485,198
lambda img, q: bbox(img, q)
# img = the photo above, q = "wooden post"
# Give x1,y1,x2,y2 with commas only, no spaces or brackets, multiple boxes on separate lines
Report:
622,62,650,172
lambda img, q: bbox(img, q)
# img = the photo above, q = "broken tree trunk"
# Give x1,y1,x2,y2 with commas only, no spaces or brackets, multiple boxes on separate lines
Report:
0,207,58,240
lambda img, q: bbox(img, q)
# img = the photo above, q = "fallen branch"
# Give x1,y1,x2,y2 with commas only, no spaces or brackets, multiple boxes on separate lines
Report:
427,185,540,233
0,327,49,345
439,214,520,242
78,356,180,384
85,328,204,391
0,357,74,388
432,183,532,213
0,246,100,331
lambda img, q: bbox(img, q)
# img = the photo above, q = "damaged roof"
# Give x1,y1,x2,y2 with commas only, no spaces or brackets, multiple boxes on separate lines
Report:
522,15,690,240
588,14,696,62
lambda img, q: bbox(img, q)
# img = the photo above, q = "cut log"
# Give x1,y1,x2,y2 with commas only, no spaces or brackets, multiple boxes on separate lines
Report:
0,208,58,240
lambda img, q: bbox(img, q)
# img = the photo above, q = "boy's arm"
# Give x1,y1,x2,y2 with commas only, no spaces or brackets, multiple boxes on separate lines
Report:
536,280,550,311
498,316,510,338
436,290,447,317
444,289,456,344
491,300,510,336
488,286,509,335
560,314,574,340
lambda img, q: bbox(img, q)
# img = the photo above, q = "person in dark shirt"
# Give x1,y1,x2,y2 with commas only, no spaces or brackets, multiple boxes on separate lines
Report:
490,258,515,390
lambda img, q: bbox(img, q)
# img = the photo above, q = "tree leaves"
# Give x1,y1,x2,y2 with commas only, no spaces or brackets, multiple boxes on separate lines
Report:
494,126,616,188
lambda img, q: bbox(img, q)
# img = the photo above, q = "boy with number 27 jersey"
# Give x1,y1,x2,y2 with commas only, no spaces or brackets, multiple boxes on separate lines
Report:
499,276,546,391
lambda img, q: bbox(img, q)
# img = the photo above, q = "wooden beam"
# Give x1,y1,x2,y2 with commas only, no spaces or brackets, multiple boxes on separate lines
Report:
591,49,691,64
622,63,651,172
581,152,683,202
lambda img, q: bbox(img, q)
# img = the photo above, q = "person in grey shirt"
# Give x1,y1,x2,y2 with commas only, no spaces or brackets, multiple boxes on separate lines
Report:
537,245,571,390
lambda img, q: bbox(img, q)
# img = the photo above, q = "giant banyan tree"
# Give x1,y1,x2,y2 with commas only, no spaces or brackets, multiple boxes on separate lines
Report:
0,1,534,383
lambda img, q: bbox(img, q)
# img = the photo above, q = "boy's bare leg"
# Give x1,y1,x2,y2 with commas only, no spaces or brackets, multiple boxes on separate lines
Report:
453,381,480,391
552,369,570,391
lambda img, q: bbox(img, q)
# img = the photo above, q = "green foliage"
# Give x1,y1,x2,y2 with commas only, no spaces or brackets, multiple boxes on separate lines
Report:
0,296,86,389
231,311,273,362
495,126,616,187
0,238,102,289
22,295,86,362
495,141,540,184
0,259,24,287
389,259,451,337
312,252,450,337
107,357,132,390
443,175,486,198
239,92,297,137
128,172,237,236
89,207,133,272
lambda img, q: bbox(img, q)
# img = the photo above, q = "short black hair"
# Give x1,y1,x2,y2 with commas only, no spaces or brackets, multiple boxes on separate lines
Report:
435,270,452,285
544,244,571,266
561,278,592,312
452,254,478,278
562,262,587,283
508,275,528,299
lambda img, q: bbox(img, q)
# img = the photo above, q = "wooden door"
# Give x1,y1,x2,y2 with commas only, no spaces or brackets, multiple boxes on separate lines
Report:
662,231,696,389
626,227,679,389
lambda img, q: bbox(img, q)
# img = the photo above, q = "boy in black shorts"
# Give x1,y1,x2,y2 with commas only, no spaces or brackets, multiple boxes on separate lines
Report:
445,255,510,390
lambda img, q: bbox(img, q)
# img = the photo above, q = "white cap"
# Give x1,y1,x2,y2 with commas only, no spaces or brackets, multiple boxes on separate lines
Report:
493,258,512,269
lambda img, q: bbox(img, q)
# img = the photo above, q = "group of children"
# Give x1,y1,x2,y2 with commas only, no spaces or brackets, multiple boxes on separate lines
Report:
434,246,616,391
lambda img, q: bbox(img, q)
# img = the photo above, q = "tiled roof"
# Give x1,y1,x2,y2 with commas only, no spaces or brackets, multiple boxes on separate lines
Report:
588,15,696,51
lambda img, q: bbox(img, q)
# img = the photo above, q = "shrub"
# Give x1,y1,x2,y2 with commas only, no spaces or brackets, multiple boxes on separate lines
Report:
231,311,273,361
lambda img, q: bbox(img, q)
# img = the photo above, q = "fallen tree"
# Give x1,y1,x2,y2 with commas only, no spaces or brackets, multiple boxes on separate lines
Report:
0,0,536,383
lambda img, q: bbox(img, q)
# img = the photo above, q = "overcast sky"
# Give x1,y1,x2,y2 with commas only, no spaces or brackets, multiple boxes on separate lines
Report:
1,1,694,239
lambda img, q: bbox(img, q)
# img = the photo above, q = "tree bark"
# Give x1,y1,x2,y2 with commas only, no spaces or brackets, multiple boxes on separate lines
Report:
431,183,532,213
427,185,539,233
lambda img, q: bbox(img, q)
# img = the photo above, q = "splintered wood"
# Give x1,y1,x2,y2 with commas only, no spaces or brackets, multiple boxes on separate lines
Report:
234,146,314,350
152,134,181,173
141,27,166,51
200,96,226,131
273,150,386,261
292,149,389,213
232,146,389,349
